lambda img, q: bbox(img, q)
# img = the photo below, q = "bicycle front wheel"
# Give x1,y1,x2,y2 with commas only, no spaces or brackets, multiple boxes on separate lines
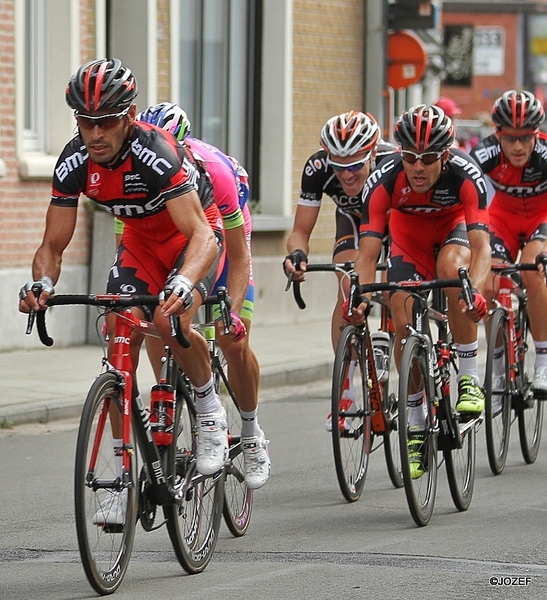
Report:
164,382,225,574
215,350,253,537
484,308,512,475
380,335,403,489
444,423,476,511
517,309,544,463
398,335,438,527
74,372,137,595
331,325,371,502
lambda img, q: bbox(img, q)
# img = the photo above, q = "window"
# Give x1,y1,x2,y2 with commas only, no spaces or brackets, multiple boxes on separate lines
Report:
173,0,261,194
23,0,47,153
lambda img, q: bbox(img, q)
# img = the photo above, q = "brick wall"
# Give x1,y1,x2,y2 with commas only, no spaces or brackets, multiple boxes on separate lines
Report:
0,0,92,272
291,0,365,257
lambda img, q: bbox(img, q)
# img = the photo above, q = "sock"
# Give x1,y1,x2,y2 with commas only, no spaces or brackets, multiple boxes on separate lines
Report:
407,391,427,429
113,438,123,477
194,377,222,414
240,408,261,438
534,341,547,369
456,341,479,383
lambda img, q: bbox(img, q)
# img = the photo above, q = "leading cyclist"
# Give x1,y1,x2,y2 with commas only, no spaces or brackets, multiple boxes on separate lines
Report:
349,105,491,478
18,59,229,523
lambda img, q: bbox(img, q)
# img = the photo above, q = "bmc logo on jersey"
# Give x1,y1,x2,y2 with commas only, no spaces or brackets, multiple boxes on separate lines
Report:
131,139,174,175
55,146,89,182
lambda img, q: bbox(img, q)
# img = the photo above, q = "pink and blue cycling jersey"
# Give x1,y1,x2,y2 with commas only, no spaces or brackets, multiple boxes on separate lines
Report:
186,138,254,319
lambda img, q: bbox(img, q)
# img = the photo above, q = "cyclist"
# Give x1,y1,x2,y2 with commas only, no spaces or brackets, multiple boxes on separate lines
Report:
470,90,547,396
134,102,270,489
18,59,229,523
349,105,491,478
282,111,395,431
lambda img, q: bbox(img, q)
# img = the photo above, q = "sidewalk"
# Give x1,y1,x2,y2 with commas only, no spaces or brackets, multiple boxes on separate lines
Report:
0,319,335,427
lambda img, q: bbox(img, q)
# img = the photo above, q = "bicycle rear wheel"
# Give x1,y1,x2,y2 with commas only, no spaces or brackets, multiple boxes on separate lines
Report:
331,325,371,502
214,350,253,537
164,380,225,574
517,309,544,463
484,308,512,475
74,372,137,595
398,335,438,527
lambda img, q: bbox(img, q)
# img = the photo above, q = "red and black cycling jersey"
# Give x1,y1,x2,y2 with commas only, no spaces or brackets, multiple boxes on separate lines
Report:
470,133,547,208
359,148,490,239
51,122,214,238
298,140,396,216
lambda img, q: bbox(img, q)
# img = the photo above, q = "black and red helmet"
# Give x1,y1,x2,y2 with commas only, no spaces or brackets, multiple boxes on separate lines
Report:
394,104,454,151
492,90,545,130
66,58,138,112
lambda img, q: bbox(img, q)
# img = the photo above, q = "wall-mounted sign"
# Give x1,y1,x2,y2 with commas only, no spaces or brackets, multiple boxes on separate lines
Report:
473,27,505,76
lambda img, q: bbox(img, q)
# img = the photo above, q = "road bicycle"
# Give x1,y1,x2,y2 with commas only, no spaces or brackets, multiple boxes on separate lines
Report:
483,259,546,475
196,288,253,536
26,289,232,595
358,268,482,526
287,262,402,503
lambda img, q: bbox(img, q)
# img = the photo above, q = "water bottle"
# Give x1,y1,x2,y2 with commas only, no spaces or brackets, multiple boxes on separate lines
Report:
371,331,391,382
150,383,175,446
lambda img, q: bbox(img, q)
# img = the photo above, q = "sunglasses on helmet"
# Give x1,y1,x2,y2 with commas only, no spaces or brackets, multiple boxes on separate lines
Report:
400,150,444,165
328,151,372,172
74,107,131,131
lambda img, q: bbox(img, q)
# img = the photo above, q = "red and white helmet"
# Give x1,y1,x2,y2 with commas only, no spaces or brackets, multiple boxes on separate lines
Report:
320,111,380,157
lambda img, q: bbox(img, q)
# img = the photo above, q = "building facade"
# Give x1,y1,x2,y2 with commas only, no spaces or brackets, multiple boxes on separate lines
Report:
0,0,370,349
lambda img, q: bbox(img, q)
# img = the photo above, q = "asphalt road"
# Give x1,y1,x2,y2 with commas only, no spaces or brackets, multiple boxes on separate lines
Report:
1,378,546,599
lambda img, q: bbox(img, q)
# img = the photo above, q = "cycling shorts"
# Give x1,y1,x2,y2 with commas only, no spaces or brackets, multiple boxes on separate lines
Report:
212,231,254,322
107,204,225,313
332,208,360,258
387,211,468,282
489,201,547,261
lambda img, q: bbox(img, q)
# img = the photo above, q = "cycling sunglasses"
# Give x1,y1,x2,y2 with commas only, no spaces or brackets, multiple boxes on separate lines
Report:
498,132,536,144
74,106,130,131
400,150,444,165
328,151,372,172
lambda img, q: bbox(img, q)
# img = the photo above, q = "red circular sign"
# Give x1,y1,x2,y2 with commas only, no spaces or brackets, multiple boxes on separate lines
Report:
388,31,427,89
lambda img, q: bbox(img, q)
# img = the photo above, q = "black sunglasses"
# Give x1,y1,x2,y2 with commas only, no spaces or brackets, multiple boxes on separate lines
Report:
74,107,130,131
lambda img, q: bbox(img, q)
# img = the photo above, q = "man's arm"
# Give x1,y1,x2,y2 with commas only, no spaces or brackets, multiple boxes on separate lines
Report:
162,189,218,316
224,224,250,315
19,205,78,312
467,229,491,294
284,205,320,278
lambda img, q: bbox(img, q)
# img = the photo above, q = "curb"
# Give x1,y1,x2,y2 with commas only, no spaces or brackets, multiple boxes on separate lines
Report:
0,361,334,427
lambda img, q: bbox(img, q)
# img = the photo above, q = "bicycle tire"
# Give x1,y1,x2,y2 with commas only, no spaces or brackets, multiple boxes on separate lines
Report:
398,335,438,527
164,380,225,574
214,349,253,537
74,372,137,595
331,325,371,502
444,343,477,511
381,336,404,489
444,425,476,511
484,308,512,475
517,309,544,463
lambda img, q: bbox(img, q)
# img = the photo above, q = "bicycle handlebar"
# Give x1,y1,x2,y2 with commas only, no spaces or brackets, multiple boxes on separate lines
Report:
285,261,389,310
354,267,475,311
